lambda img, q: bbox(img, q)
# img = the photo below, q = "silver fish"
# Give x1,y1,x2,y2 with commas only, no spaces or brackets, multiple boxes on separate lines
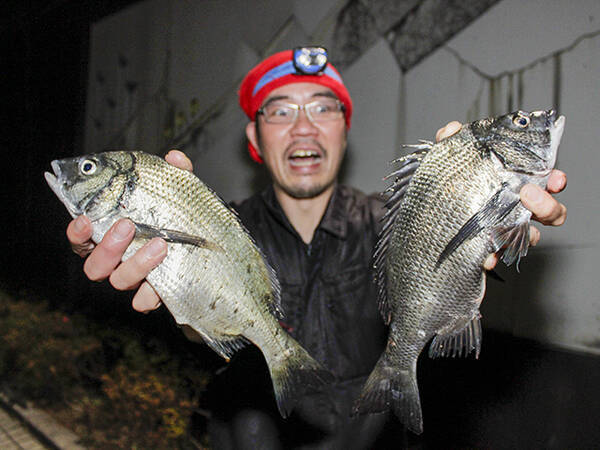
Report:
45,151,332,417
353,110,565,434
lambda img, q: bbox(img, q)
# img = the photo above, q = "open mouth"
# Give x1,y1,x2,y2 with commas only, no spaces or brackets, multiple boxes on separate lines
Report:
288,149,322,167
44,161,62,197
44,161,82,218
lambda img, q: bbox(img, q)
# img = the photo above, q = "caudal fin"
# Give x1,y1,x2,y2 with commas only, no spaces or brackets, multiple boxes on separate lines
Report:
352,354,423,434
267,341,334,418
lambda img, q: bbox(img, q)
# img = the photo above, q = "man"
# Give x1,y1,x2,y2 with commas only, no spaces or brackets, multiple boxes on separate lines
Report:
66,48,567,448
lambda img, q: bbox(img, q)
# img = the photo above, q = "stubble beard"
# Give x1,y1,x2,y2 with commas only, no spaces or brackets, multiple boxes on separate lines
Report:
277,176,335,199
256,121,342,199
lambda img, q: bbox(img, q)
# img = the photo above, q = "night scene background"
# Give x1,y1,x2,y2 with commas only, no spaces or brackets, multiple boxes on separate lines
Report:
2,1,599,448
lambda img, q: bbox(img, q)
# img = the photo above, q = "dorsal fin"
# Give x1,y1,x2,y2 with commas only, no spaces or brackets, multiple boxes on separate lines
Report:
374,144,432,324
197,176,284,320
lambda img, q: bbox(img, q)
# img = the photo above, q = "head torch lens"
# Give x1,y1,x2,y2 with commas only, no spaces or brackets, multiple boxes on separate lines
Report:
293,47,328,75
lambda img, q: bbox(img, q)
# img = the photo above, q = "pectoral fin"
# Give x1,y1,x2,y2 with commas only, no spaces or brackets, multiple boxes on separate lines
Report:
134,222,223,252
436,185,520,269
491,220,531,270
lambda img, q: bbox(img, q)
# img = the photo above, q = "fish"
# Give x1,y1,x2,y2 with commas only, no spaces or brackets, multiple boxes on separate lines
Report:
352,110,565,434
44,150,332,417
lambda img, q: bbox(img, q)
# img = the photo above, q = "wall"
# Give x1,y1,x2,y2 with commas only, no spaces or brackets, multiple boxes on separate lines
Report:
85,0,600,354
403,0,600,355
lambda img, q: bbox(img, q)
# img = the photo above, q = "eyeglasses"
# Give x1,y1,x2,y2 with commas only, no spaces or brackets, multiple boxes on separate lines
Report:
257,99,345,124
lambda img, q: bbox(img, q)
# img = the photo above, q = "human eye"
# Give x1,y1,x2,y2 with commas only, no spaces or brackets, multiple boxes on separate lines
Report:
310,100,339,117
265,104,294,120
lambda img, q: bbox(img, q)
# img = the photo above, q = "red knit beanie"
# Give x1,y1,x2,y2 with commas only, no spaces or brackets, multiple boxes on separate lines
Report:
239,49,353,163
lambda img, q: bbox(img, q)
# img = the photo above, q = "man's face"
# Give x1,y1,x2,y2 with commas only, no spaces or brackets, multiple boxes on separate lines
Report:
246,82,347,199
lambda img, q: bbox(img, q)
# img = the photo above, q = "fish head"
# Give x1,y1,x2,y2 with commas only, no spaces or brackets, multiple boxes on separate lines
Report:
44,151,135,221
471,110,565,175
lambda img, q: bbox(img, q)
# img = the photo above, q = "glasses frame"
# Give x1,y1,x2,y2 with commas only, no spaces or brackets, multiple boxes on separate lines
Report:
257,99,346,125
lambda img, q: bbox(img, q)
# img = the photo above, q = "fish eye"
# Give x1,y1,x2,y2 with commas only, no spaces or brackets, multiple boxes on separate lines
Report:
80,159,97,175
513,115,530,128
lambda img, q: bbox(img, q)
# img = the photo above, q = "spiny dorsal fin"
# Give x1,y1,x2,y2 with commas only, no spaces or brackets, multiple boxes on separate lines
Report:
261,249,284,320
190,173,285,320
374,145,432,324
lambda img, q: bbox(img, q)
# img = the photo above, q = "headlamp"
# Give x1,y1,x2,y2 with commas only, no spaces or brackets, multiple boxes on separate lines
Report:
293,47,328,75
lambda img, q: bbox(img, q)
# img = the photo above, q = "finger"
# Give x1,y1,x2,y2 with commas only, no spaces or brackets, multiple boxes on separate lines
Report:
520,184,567,226
109,238,167,290
435,121,462,142
165,150,193,172
483,253,498,271
83,219,136,281
67,216,95,257
529,225,541,247
546,169,567,193
132,281,163,313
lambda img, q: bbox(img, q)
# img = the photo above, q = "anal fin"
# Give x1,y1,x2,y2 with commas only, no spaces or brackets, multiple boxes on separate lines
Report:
429,314,482,359
183,325,248,361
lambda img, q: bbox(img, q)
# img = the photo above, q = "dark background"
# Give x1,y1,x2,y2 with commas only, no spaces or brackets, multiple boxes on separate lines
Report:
2,2,599,448
3,0,141,310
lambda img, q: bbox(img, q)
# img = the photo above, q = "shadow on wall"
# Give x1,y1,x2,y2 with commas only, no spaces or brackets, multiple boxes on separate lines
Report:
511,251,556,342
481,246,558,344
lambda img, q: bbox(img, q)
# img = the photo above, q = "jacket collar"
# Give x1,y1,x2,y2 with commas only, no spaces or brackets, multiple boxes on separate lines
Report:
260,184,348,240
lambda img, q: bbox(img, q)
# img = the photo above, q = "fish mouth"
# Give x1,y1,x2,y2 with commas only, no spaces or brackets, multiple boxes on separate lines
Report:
548,114,565,169
45,160,82,218
553,114,565,133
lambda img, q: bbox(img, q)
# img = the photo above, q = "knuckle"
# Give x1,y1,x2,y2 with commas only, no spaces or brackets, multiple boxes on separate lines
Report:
108,271,127,290
552,206,567,226
83,260,105,282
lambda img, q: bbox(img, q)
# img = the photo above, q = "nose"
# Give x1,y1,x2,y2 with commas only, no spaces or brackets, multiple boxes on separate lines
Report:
290,107,318,135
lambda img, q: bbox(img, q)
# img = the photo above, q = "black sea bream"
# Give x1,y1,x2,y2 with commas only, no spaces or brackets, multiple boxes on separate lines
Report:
353,110,565,434
45,151,332,417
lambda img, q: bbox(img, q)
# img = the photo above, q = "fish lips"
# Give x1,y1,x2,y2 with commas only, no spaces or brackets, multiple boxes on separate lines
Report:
45,160,82,218
548,114,565,170
525,111,565,173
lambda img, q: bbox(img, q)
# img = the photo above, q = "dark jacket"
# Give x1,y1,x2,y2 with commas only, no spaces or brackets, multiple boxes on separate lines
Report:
207,184,388,442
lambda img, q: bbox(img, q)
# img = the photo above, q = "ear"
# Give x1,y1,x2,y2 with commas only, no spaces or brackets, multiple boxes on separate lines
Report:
245,121,262,158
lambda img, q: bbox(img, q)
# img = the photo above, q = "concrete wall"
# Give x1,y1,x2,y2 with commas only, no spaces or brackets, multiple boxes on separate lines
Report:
85,0,600,354
402,0,600,355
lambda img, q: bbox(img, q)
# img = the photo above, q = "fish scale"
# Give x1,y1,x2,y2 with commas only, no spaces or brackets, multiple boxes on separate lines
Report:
45,150,332,418
353,110,565,434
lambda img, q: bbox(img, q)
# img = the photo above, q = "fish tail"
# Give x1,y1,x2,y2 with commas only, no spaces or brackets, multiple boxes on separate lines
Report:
352,353,423,434
266,338,334,418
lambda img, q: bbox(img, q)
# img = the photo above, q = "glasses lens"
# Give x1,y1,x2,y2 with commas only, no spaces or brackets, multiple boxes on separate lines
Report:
306,99,343,122
262,103,296,124
260,99,344,124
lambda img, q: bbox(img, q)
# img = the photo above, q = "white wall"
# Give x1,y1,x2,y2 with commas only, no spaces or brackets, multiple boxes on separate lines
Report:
85,0,353,202
86,0,600,354
403,0,600,355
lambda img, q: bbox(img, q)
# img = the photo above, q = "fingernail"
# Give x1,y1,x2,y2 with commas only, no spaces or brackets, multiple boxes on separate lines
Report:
523,185,542,203
74,216,86,232
113,220,133,240
147,238,166,257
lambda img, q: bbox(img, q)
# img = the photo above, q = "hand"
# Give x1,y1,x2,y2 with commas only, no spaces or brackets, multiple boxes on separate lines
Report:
434,122,568,270
66,150,194,312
